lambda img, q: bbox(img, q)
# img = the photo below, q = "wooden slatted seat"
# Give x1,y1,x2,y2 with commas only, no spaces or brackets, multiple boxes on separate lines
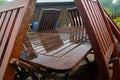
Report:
74,0,120,80
0,0,36,80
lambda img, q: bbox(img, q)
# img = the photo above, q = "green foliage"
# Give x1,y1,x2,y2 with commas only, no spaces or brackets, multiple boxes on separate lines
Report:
104,7,112,15
114,17,120,28
0,0,8,5
100,0,120,13
112,0,120,13
100,0,113,8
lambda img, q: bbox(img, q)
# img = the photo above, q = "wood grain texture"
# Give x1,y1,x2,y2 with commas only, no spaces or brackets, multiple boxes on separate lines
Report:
105,11,120,43
37,8,61,32
0,0,36,80
74,0,120,80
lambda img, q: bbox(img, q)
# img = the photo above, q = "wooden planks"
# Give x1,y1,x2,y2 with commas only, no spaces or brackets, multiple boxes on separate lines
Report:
37,9,61,32
74,0,120,79
104,10,120,43
67,7,89,43
22,32,92,72
0,0,36,80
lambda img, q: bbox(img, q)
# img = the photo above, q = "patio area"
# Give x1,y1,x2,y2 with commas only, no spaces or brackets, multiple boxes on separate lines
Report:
0,0,120,80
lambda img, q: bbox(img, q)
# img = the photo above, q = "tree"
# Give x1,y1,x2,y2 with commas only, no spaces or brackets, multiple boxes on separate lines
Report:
112,0,120,13
99,0,113,8
0,0,8,5
99,0,120,13
104,7,112,15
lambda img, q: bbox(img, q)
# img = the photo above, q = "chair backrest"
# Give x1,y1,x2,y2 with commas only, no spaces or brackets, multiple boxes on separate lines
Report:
104,11,120,43
0,0,36,80
40,33,63,52
67,7,88,43
74,0,120,80
23,32,63,53
37,8,61,32
67,7,83,26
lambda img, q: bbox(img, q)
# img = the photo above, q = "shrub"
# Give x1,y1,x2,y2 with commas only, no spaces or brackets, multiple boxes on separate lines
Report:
113,17,120,28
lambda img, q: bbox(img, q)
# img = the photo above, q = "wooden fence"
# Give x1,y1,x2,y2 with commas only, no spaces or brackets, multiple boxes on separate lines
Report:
111,13,120,19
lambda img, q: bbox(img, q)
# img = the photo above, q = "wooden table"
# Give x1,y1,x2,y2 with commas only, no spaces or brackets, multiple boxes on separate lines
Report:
20,31,92,79
21,32,91,70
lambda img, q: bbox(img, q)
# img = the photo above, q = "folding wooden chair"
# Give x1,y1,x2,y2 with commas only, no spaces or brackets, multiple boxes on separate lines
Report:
67,7,89,43
67,7,83,27
37,8,61,32
0,0,36,80
11,7,94,79
74,0,120,80
67,7,91,63
20,27,93,80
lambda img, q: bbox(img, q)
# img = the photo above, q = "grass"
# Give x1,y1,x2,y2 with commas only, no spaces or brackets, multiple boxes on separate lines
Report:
113,17,120,28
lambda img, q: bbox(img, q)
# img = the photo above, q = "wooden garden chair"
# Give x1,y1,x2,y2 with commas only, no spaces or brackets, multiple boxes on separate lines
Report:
10,7,94,79
23,8,69,54
21,7,94,80
74,0,120,80
67,7,88,43
23,8,64,52
67,7,91,63
13,2,97,80
20,26,93,80
67,7,83,27
0,0,36,80
37,8,61,32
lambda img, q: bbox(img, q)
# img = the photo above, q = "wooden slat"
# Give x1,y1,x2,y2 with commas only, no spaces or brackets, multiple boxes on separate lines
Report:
0,13,6,31
37,9,61,32
93,3,110,49
46,42,73,56
93,2,112,51
87,1,107,53
84,0,107,54
67,7,88,43
0,0,27,12
0,9,18,60
0,0,36,79
0,8,25,80
40,33,63,52
53,43,80,57
105,10,120,43
0,11,12,45
74,0,120,79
